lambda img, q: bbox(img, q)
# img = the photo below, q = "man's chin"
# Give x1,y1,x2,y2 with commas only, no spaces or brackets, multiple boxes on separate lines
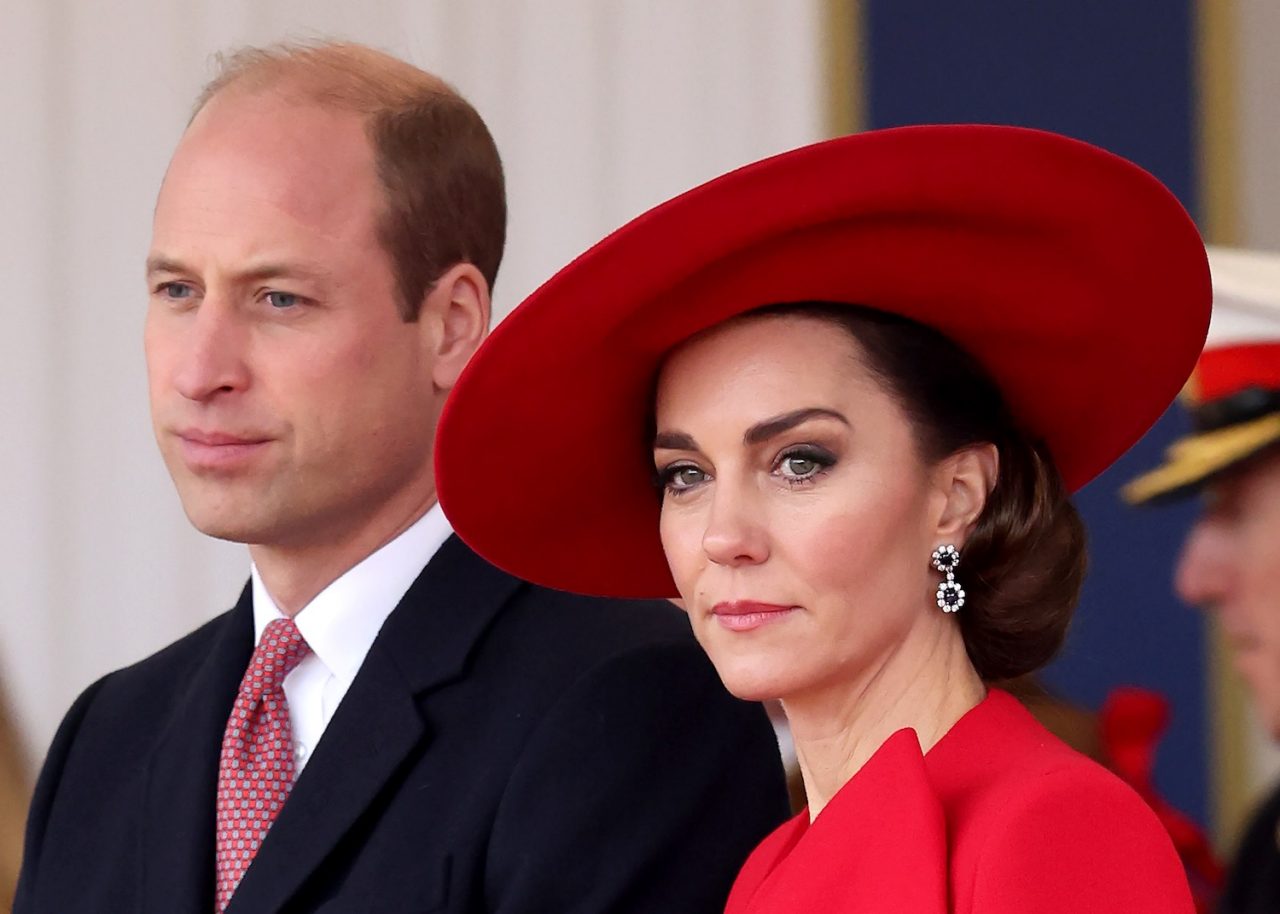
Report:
187,518,264,545
179,500,277,545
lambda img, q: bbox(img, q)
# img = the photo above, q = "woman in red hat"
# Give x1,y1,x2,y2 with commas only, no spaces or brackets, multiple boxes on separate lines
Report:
435,125,1210,912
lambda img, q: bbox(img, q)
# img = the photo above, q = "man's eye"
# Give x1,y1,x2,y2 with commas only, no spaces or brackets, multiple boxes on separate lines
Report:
265,291,300,309
158,282,194,300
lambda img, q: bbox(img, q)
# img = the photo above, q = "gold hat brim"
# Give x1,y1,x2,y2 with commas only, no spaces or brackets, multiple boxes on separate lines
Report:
1123,412,1280,505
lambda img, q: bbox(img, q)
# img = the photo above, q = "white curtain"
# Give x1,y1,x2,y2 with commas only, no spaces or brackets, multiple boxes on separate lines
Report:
0,0,826,761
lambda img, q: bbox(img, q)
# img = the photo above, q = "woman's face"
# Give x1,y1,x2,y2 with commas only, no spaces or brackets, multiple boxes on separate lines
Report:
654,314,955,703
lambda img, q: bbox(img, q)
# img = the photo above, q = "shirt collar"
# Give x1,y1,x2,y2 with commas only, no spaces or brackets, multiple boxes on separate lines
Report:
251,503,454,687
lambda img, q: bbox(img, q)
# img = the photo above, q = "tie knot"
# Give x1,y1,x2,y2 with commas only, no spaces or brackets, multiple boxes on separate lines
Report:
242,617,311,699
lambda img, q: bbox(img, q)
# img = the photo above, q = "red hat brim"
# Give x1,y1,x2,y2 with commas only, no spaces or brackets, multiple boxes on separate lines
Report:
436,125,1210,598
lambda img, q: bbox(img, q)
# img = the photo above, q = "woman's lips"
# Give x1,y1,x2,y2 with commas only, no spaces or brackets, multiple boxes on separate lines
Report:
710,601,799,633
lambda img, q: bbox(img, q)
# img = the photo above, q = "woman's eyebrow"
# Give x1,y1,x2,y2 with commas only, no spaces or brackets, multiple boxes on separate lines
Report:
653,408,848,451
653,431,698,450
743,408,849,445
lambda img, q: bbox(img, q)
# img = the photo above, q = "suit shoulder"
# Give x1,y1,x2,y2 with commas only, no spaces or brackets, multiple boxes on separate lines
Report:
947,699,1161,834
939,691,1125,804
101,606,240,687
51,606,246,745
472,585,754,737
973,749,1156,824
499,584,698,658
962,762,1191,911
946,706,1192,912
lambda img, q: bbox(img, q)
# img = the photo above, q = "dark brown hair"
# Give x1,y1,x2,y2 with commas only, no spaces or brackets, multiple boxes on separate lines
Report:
192,41,506,321
752,302,1088,681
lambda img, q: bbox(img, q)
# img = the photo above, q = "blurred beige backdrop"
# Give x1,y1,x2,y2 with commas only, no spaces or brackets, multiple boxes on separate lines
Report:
0,0,827,775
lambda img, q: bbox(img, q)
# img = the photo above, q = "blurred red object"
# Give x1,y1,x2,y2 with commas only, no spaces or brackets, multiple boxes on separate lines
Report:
1101,687,1223,913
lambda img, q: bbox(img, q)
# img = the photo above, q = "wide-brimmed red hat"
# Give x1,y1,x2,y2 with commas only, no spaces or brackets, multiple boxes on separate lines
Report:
436,125,1210,598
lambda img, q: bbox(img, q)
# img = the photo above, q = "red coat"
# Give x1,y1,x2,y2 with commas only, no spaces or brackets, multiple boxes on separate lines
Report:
727,689,1193,913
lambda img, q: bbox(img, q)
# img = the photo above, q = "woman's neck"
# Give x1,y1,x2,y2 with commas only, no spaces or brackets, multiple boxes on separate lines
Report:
785,619,986,821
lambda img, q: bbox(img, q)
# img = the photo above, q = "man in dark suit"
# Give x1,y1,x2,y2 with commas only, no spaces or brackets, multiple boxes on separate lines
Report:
15,41,789,914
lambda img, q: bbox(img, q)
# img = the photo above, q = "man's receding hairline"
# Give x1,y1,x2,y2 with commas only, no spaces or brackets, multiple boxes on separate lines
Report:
190,42,461,124
180,40,507,320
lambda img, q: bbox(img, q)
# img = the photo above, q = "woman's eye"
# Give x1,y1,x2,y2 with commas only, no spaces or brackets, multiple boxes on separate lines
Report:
779,455,818,478
775,447,834,483
265,291,300,309
661,464,708,493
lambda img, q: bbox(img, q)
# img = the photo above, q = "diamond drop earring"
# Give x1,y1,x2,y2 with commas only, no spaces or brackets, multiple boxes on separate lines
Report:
931,544,965,613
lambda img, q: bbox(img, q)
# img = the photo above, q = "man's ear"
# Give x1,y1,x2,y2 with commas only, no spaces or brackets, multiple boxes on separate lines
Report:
932,443,999,545
418,262,491,391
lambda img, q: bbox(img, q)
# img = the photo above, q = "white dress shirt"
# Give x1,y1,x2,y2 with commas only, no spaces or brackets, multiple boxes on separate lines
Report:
250,503,454,774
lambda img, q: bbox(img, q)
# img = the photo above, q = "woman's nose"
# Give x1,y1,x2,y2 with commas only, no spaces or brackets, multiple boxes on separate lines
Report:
701,486,770,568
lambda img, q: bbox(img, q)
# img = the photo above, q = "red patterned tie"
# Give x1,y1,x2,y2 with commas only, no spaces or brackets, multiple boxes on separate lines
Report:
214,617,311,912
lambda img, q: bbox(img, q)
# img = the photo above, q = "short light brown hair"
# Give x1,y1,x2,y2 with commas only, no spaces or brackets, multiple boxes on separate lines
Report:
194,41,506,321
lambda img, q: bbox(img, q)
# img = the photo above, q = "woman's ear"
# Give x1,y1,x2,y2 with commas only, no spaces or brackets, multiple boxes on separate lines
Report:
417,262,491,391
933,443,999,544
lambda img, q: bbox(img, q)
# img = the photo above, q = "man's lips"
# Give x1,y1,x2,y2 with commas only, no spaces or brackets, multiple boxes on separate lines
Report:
175,428,272,471
178,429,270,446
710,601,799,633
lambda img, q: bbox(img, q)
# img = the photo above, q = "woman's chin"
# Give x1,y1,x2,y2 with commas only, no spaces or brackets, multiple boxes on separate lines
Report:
694,624,814,701
708,657,802,703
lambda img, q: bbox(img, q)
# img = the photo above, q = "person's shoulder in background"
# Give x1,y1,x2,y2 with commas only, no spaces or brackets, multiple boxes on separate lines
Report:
1221,781,1280,914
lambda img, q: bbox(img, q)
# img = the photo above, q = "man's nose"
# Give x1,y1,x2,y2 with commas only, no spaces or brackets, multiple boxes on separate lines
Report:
1174,516,1234,611
171,299,251,402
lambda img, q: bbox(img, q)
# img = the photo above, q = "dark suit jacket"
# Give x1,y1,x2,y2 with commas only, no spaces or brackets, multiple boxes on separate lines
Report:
15,536,790,913
1221,781,1280,914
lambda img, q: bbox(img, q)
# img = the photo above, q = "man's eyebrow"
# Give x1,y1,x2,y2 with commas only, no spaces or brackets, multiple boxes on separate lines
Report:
145,255,333,285
743,408,850,445
653,431,698,451
145,255,189,277
234,261,333,285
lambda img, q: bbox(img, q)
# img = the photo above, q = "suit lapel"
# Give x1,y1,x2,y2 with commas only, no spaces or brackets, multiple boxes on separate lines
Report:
225,536,523,913
140,585,254,914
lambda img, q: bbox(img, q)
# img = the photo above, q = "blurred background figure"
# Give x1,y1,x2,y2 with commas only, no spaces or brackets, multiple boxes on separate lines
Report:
0,693,29,913
1126,247,1280,914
